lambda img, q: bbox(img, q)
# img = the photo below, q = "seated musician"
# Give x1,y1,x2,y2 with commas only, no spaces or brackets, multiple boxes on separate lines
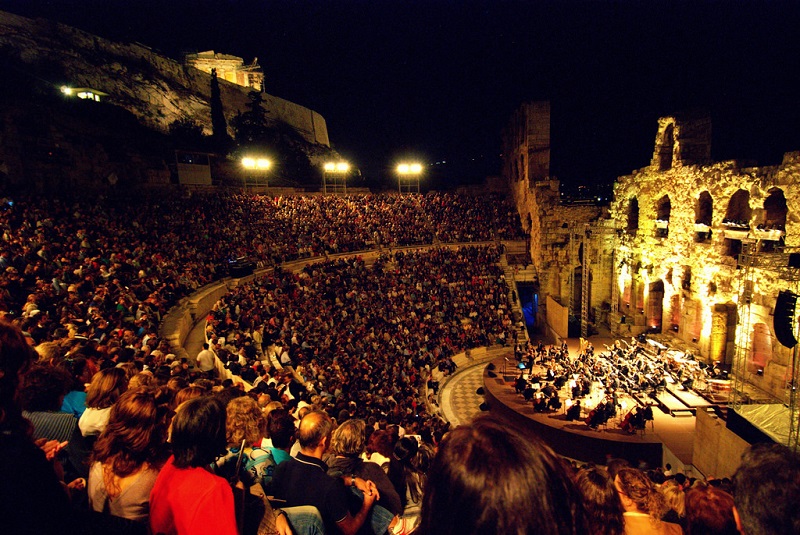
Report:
514,373,527,394
565,400,581,421
547,392,562,411
533,395,548,413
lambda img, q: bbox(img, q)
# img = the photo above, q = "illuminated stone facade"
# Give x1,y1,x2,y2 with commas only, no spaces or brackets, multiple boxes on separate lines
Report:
505,104,800,405
611,111,800,403
185,51,264,91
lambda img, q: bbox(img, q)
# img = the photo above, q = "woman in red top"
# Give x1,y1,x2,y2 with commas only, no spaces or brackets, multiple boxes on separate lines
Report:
149,396,237,535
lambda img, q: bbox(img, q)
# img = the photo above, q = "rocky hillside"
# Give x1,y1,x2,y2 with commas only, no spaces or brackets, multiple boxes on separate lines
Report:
0,10,333,191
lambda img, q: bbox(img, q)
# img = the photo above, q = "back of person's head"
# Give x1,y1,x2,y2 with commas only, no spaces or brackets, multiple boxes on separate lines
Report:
393,436,419,464
418,416,587,535
0,321,39,432
92,387,171,476
170,396,227,468
296,410,333,450
615,467,667,518
173,385,206,409
85,366,128,409
365,428,394,459
685,485,738,535
266,408,295,449
225,395,265,446
330,418,366,456
605,457,631,480
574,467,624,535
660,478,686,517
733,442,800,535
18,364,71,412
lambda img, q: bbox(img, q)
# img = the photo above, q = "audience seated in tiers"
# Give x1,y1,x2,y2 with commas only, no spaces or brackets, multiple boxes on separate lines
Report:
2,190,798,535
204,246,511,438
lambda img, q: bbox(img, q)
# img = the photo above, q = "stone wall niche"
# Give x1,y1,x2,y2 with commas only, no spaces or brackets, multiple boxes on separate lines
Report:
626,197,639,235
655,195,671,238
723,189,752,258
694,191,713,242
757,188,788,251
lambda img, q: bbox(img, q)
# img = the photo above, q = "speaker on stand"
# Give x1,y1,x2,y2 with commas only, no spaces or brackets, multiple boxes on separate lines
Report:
773,290,798,348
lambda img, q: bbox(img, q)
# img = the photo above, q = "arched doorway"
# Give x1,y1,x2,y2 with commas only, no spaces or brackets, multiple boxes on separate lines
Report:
647,280,665,333
658,124,675,171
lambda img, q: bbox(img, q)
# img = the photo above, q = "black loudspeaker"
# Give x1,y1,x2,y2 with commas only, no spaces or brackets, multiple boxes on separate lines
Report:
487,371,497,378
487,363,496,371
774,290,798,348
476,387,485,395
789,253,800,268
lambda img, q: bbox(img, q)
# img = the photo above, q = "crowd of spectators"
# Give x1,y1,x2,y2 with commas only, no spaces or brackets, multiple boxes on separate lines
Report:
0,191,523,356
3,187,799,535
203,245,514,439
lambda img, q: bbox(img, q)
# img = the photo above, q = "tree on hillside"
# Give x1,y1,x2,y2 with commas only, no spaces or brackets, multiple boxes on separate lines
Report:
210,69,231,154
231,90,271,146
231,91,317,185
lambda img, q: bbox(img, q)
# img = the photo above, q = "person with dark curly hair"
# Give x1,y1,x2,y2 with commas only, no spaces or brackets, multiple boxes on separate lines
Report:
615,467,682,535
0,320,76,534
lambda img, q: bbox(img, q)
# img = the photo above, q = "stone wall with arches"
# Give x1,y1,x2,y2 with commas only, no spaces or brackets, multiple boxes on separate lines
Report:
609,111,800,401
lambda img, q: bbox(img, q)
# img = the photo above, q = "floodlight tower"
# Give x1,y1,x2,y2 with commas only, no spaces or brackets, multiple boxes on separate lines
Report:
323,161,350,194
396,162,423,194
241,157,272,191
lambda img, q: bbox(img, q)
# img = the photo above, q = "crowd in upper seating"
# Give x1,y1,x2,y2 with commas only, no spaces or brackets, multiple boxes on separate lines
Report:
0,191,523,351
205,246,513,437
2,188,798,535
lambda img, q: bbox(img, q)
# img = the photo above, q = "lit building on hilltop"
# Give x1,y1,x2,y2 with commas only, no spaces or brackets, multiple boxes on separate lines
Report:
185,50,264,91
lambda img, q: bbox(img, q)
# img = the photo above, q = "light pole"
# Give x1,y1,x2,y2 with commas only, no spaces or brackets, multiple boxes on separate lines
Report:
323,161,350,194
396,162,422,193
241,157,271,192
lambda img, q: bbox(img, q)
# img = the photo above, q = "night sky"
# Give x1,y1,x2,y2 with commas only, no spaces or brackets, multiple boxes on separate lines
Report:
2,0,800,189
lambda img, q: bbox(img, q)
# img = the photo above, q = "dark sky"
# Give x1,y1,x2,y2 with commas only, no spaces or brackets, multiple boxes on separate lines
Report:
3,0,800,188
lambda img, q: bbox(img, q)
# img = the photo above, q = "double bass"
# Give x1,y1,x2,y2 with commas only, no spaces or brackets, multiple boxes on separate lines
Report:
620,409,635,434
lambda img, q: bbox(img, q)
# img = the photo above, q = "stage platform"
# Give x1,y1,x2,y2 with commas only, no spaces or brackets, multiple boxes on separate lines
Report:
483,355,699,467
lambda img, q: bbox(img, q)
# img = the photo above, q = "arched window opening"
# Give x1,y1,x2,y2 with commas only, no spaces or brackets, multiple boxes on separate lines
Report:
647,280,665,333
655,195,671,238
723,189,751,258
658,124,675,171
694,191,713,242
757,188,787,251
626,197,639,235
